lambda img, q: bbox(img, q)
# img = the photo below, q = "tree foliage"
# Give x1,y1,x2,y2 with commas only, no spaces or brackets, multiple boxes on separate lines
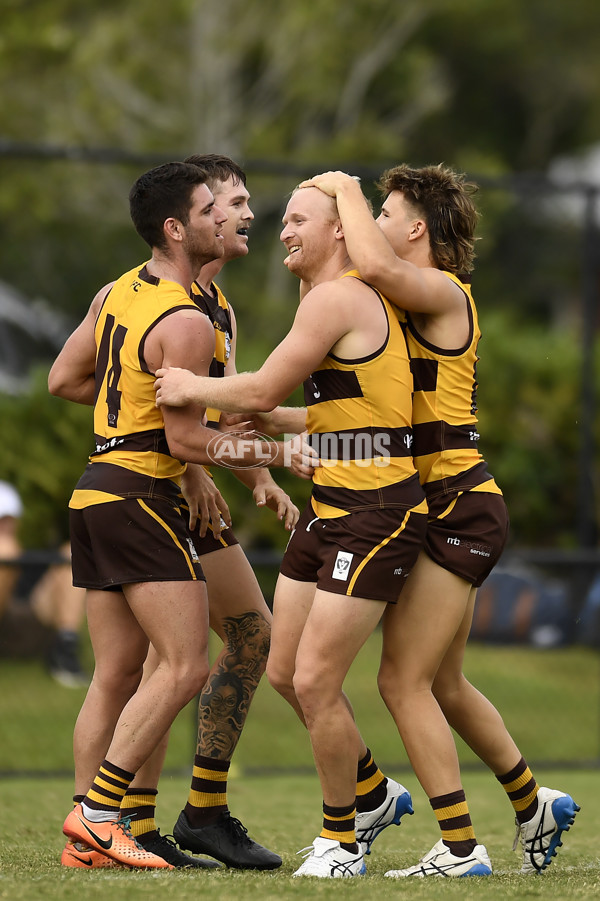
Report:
0,0,599,549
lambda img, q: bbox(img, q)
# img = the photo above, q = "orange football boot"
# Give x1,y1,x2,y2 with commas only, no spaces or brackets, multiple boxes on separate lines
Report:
63,805,173,869
61,840,128,869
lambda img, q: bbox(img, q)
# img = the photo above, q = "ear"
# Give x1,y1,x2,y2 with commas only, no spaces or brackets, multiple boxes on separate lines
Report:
333,219,345,241
408,218,427,241
164,217,183,242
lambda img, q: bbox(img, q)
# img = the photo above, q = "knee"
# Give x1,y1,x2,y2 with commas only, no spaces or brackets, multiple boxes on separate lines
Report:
377,659,400,711
93,664,143,707
291,666,321,716
266,655,295,700
432,672,467,712
173,659,210,705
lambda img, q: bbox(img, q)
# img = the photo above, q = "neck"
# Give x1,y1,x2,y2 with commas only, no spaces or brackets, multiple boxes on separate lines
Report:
197,256,226,293
303,253,354,292
147,250,197,292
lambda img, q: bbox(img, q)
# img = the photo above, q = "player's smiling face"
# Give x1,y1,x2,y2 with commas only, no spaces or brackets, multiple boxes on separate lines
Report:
280,187,339,280
211,176,254,261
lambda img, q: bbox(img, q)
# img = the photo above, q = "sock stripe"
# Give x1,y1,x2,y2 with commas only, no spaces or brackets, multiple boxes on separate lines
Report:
431,790,476,849
100,761,135,784
441,824,477,842
192,767,229,784
321,803,356,845
433,800,470,821
188,789,228,808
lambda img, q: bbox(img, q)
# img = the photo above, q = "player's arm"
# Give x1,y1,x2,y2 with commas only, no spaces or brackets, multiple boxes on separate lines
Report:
148,309,300,469
300,171,463,315
48,282,114,404
154,281,352,414
221,302,307,438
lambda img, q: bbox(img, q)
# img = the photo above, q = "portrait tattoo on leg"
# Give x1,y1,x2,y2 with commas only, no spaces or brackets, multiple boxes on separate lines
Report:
197,611,271,759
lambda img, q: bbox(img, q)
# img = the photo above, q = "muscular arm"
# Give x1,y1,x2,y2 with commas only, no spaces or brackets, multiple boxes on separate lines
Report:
155,281,356,413
225,307,307,436
300,172,464,317
48,282,114,404
146,309,291,468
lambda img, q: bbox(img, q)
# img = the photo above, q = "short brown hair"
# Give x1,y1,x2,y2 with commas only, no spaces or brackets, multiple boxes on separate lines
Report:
184,153,247,192
377,163,479,274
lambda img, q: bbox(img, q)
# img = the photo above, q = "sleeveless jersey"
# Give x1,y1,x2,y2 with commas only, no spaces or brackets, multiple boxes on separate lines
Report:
191,281,233,428
406,271,502,500
305,271,425,519
69,263,201,510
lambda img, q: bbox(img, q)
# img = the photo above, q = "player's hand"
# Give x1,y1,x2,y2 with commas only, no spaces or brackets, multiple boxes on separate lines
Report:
285,432,320,480
297,171,360,197
155,367,198,407
217,411,258,437
181,464,231,538
253,482,300,531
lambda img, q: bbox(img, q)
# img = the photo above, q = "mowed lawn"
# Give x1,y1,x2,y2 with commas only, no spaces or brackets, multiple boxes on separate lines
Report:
1,633,599,899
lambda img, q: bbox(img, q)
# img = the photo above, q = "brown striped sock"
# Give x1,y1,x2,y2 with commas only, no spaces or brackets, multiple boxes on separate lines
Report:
430,789,477,856
321,801,358,853
496,756,539,824
120,788,159,840
82,759,134,819
184,754,229,827
356,748,387,813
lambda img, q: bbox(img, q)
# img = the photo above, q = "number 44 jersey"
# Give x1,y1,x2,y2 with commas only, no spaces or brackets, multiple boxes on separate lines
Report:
69,263,200,511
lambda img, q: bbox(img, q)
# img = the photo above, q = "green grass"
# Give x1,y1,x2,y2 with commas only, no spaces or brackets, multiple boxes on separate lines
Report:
1,634,599,897
1,637,598,774
0,770,597,900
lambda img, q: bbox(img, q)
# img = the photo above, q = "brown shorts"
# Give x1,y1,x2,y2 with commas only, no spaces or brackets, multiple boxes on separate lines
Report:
178,498,239,556
280,500,427,603
70,497,205,590
424,490,509,587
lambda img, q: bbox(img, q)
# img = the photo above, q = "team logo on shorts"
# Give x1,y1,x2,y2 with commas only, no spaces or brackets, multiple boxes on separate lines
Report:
332,551,353,581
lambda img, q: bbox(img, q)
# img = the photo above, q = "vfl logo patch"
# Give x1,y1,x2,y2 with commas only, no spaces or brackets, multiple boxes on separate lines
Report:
332,551,353,581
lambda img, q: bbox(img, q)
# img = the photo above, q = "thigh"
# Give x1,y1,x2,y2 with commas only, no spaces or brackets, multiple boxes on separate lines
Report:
86,588,149,680
433,585,478,690
296,588,386,692
124,579,209,665
268,573,316,680
381,551,472,686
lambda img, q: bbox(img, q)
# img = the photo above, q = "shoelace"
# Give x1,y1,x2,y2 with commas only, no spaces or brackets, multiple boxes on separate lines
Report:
115,815,145,850
512,815,529,852
296,845,315,859
223,814,251,846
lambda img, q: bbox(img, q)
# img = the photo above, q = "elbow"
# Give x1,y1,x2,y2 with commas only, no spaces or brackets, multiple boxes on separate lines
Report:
358,258,381,286
48,369,65,398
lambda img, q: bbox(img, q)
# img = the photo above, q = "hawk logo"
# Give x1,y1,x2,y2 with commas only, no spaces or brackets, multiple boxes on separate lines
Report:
332,551,353,581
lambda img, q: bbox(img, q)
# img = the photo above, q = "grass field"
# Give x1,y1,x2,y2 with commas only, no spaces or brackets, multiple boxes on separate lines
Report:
0,633,599,897
1,635,598,774
0,770,597,900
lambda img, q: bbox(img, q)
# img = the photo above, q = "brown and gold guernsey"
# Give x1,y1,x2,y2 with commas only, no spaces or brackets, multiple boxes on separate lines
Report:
191,281,232,429
305,271,425,520
69,263,201,510
406,271,502,501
